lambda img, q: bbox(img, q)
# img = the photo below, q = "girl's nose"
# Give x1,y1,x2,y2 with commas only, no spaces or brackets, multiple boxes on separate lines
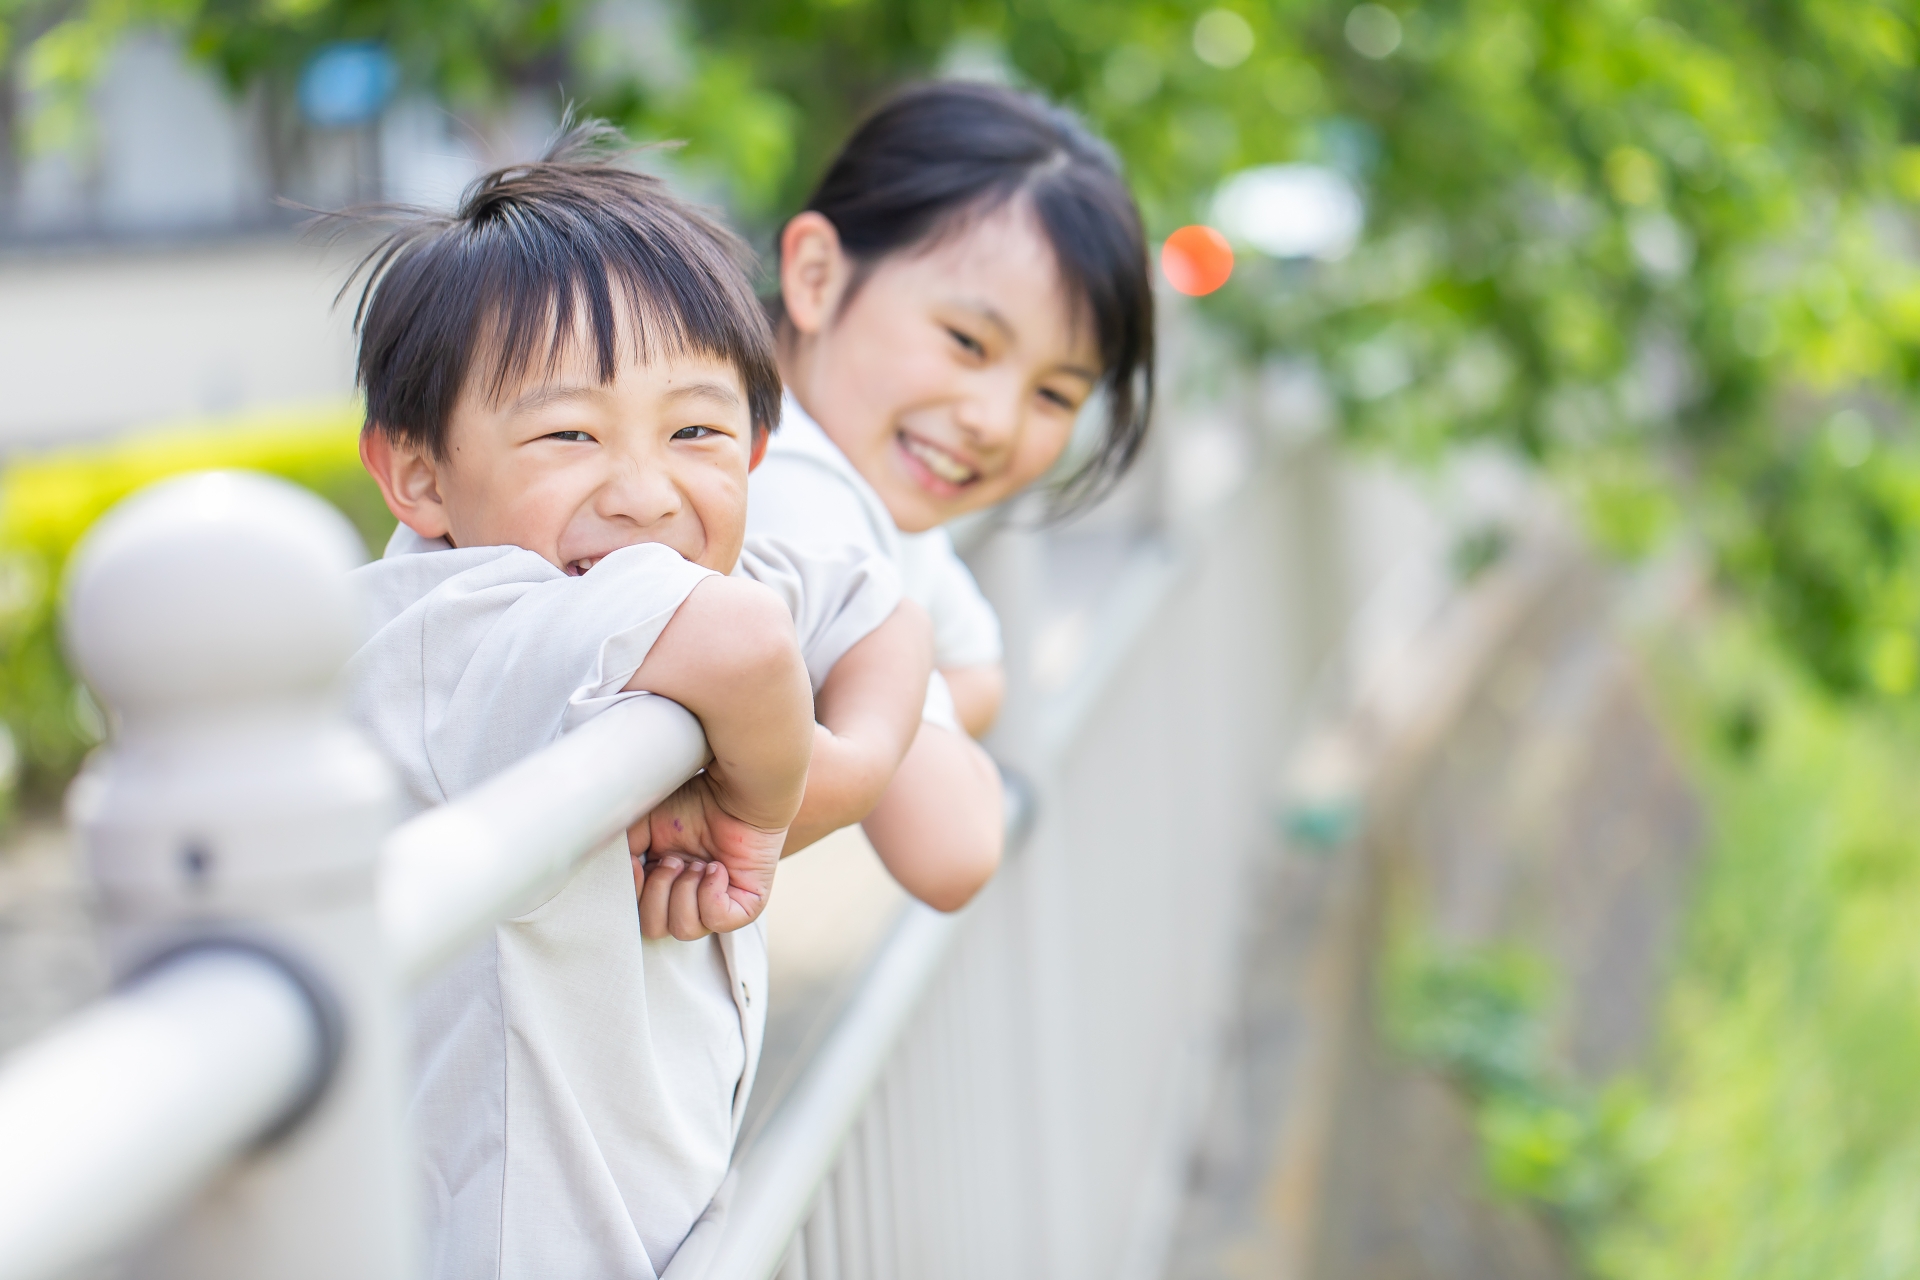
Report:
955,371,1024,452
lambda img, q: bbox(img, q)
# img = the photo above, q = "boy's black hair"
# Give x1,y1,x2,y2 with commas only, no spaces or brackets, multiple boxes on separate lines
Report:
782,81,1155,512
346,120,781,454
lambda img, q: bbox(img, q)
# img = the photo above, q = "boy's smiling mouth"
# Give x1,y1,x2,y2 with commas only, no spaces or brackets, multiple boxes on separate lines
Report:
897,431,978,489
565,556,604,576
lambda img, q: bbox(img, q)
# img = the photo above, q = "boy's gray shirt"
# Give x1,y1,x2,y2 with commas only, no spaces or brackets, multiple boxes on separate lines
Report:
347,525,900,1280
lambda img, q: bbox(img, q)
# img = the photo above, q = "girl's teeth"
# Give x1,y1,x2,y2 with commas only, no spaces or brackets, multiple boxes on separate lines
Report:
904,436,974,484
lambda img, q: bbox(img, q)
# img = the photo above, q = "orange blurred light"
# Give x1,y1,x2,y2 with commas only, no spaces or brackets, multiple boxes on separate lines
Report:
1161,225,1234,296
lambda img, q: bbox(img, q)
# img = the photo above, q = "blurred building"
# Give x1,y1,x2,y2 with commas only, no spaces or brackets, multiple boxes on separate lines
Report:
0,32,557,450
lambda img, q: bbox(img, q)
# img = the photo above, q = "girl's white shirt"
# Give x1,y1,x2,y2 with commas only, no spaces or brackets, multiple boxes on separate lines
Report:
346,526,900,1280
748,393,1003,731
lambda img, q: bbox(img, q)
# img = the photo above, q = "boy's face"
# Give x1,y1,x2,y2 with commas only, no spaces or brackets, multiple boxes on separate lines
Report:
367,322,757,576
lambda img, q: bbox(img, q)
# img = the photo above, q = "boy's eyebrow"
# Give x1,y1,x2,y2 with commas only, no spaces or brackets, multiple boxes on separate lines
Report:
950,297,1099,382
508,383,607,415
663,380,743,408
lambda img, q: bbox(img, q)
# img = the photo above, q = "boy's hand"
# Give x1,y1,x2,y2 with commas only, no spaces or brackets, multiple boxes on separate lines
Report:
618,574,814,940
629,772,786,940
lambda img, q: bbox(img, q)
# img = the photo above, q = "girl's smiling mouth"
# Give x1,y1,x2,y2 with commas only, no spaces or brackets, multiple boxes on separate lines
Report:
566,556,601,576
896,431,979,492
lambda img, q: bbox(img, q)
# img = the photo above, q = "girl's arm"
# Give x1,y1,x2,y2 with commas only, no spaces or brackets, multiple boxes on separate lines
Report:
782,601,932,855
861,724,1004,911
939,663,1005,739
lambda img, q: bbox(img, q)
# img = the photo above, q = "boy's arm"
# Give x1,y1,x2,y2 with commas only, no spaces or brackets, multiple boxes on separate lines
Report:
622,575,814,939
782,600,932,856
941,663,1005,739
861,723,1004,911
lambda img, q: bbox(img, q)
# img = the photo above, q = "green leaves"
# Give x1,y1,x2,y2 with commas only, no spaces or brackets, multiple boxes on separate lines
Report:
1382,937,1653,1239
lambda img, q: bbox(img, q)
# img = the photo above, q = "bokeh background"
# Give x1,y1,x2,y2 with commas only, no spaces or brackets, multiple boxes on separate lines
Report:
3,2,1920,1276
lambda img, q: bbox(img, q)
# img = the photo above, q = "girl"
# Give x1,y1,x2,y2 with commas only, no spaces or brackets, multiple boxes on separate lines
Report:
749,81,1157,908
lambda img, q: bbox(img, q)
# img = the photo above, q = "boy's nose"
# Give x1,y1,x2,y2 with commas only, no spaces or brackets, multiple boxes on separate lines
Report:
600,459,683,527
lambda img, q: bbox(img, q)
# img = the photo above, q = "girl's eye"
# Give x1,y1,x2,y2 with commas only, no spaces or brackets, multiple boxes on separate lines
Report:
1039,388,1078,412
545,430,594,443
672,425,718,440
946,327,986,358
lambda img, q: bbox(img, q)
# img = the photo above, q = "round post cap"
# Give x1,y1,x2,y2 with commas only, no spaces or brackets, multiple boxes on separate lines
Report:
63,471,368,722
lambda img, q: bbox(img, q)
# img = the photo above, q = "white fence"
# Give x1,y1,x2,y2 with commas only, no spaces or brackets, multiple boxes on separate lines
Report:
0,366,1459,1279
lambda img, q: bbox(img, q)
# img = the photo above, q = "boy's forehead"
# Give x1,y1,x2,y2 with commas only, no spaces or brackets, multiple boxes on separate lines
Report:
471,298,749,412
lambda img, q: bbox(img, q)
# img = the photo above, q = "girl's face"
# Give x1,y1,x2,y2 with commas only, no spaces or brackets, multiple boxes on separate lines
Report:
779,202,1102,533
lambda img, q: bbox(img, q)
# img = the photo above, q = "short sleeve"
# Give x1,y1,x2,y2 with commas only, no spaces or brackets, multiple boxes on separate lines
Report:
746,452,892,559
898,529,1002,669
557,545,721,732
734,537,902,692
922,670,961,733
411,542,714,797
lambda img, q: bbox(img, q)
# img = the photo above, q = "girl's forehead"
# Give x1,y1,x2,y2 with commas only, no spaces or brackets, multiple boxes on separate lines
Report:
882,204,1098,365
915,201,1058,274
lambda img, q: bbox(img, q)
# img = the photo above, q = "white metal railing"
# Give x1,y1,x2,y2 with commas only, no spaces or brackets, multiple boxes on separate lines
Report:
0,369,1459,1278
664,410,1490,1278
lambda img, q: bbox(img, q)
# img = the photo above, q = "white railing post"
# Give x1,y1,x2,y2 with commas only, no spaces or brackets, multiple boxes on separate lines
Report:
59,471,413,1279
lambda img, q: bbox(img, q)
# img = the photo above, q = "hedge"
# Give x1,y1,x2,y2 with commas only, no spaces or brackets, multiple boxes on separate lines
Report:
0,403,390,798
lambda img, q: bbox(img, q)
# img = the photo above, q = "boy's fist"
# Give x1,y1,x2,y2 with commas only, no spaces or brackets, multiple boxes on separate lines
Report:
629,772,785,940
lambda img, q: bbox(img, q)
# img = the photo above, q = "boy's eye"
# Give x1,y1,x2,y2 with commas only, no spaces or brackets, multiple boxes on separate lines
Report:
672,425,718,440
946,327,986,358
1039,387,1079,412
544,430,594,443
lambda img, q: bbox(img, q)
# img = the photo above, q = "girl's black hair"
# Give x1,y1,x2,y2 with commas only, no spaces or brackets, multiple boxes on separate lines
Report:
785,81,1155,512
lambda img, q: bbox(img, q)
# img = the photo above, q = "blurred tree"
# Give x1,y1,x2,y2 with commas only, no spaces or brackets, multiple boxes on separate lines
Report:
10,0,1920,694
656,0,1920,699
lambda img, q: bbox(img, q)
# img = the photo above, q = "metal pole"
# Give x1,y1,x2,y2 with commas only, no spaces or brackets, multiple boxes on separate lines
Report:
61,471,413,1279
0,949,319,1280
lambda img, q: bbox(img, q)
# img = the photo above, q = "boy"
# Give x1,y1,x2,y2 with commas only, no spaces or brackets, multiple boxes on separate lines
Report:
342,123,931,1278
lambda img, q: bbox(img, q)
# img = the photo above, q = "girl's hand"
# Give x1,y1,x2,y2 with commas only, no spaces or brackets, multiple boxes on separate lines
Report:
629,773,786,940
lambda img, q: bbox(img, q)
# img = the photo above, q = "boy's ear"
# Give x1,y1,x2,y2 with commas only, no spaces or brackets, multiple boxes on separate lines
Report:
360,427,453,542
748,426,769,472
780,211,850,338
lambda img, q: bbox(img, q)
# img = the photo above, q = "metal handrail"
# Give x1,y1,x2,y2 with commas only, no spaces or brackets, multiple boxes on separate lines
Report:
664,534,1188,1280
0,951,320,1280
0,700,715,1280
683,903,966,1278
380,693,709,986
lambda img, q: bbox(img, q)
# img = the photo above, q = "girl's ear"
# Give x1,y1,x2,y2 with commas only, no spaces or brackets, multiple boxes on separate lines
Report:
361,427,453,541
779,211,850,338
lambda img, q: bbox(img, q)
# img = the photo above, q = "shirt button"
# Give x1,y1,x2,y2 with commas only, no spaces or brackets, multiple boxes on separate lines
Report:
741,982,752,1006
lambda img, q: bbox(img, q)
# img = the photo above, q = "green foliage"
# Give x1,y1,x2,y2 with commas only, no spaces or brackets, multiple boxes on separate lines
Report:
647,0,1920,701
1392,614,1920,1277
0,404,387,799
5,0,1916,720
1383,938,1649,1241
1583,617,1920,1280
18,0,1920,703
